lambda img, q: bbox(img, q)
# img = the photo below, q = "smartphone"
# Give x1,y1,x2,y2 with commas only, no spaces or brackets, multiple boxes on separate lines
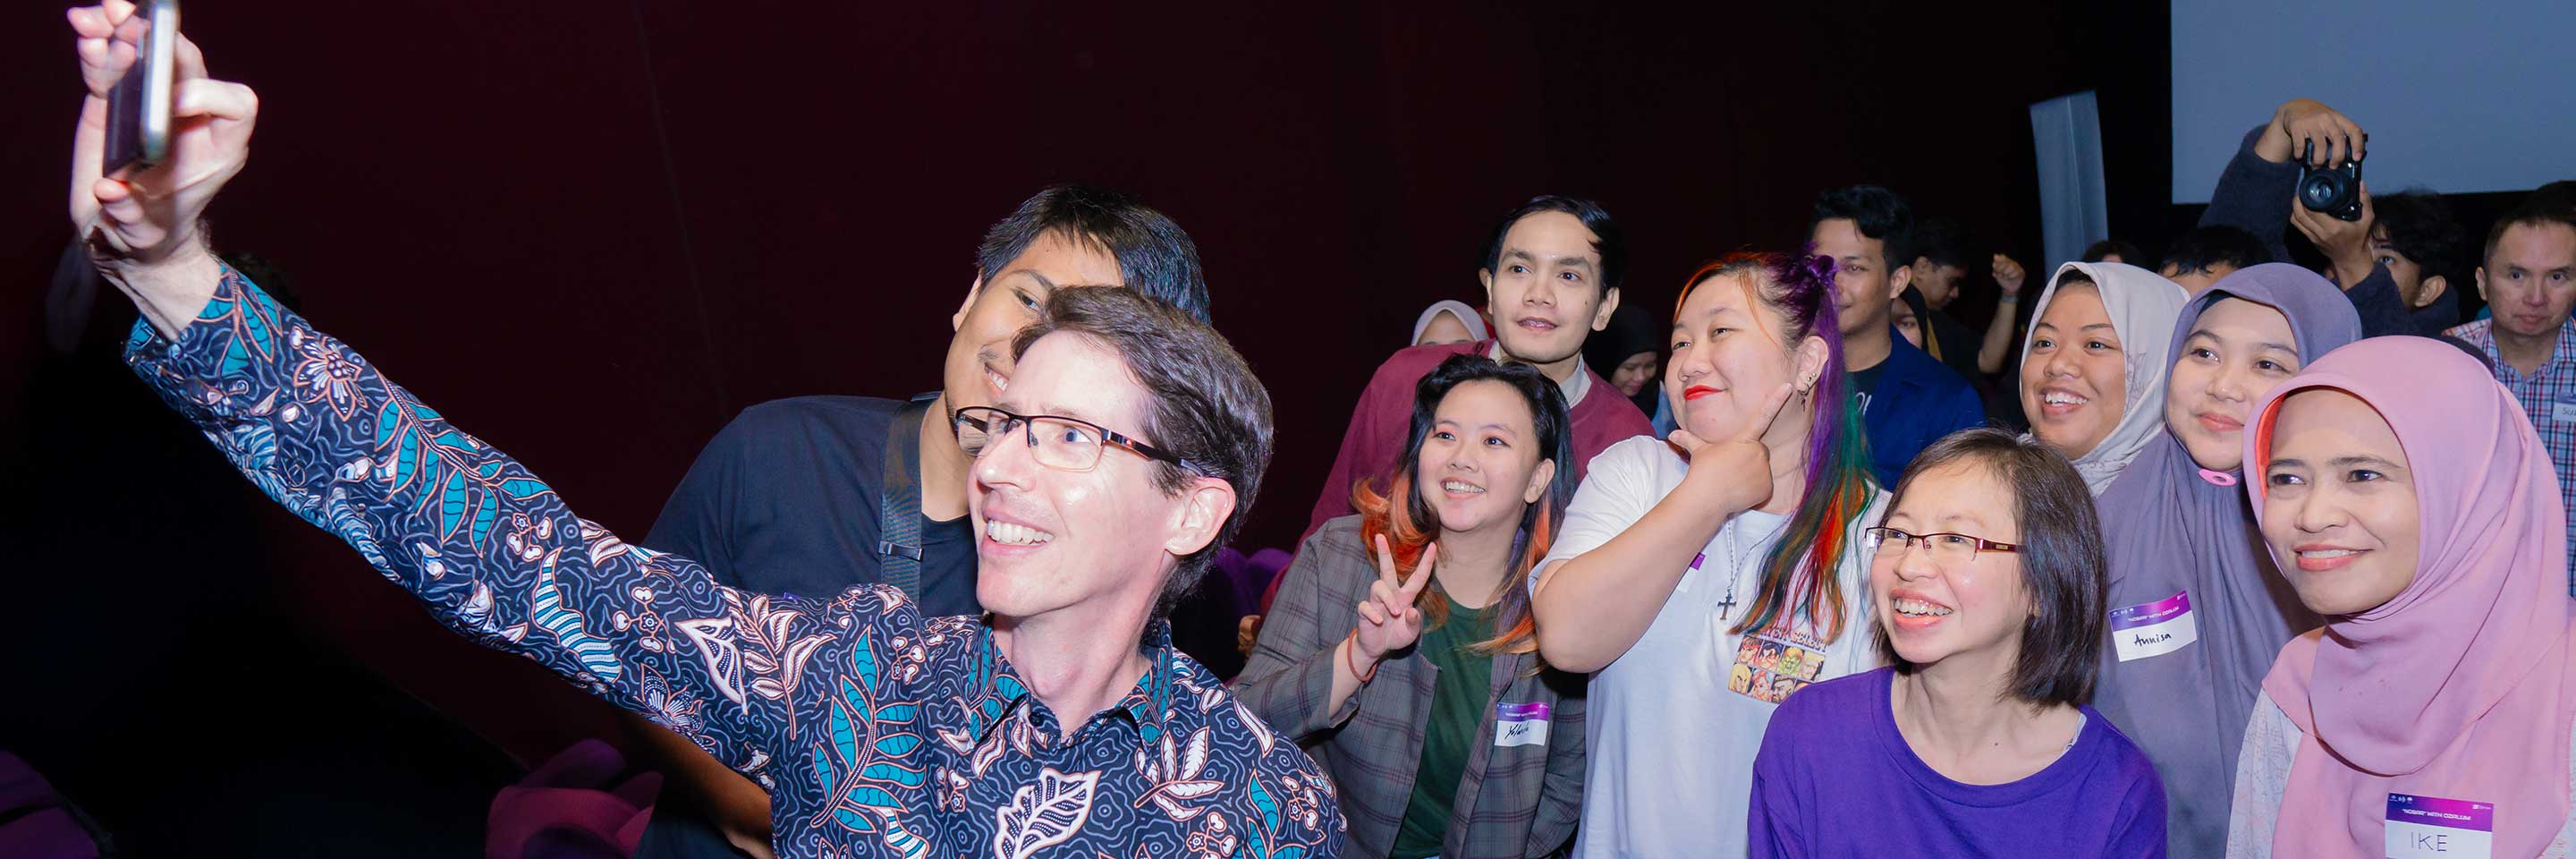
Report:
104,0,179,176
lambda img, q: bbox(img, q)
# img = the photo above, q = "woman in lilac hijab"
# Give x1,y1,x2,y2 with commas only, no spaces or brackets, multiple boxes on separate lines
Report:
2089,264,2363,858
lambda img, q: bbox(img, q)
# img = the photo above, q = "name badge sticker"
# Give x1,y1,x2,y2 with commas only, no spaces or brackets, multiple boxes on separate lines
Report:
2385,793,2493,859
1494,702,1551,748
2108,590,2199,662
2553,401,2576,424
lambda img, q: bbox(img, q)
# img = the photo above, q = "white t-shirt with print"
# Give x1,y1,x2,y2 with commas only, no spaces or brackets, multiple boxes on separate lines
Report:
1543,436,1886,859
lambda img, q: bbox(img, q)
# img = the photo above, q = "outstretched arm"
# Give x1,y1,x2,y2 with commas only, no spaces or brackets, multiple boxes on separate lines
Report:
125,264,835,790
65,10,945,851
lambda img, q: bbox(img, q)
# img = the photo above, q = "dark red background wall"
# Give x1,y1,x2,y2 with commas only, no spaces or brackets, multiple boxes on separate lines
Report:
0,0,2168,795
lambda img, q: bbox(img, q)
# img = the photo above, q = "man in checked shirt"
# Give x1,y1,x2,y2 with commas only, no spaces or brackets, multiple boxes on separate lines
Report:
2445,200,2576,591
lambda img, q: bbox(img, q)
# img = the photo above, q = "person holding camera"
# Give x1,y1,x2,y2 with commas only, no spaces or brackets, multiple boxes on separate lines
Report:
2190,98,2445,337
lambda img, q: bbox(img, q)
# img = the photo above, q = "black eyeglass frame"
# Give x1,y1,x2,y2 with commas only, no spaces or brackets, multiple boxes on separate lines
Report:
951,405,1204,474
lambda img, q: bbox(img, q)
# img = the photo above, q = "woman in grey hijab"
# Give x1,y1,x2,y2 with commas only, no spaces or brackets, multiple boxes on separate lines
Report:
2088,264,2362,858
2016,261,2191,495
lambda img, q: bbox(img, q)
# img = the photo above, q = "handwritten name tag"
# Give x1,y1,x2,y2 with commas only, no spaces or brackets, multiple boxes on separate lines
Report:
2108,590,2199,662
2553,401,2576,424
1494,702,1550,748
2385,793,2492,859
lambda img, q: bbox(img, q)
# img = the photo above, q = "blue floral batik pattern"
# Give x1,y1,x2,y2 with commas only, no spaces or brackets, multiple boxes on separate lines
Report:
125,268,1345,859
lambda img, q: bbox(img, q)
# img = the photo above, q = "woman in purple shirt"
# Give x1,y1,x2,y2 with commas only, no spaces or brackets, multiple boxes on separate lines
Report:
1748,430,2166,857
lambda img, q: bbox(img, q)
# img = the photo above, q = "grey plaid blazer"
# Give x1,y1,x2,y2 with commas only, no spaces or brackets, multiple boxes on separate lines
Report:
1234,515,1586,859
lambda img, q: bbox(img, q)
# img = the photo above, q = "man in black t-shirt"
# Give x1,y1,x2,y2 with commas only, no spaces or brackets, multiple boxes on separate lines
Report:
632,184,1213,858
1809,185,1987,488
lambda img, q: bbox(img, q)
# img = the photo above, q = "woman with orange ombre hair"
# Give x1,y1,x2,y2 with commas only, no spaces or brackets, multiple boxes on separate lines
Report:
1236,353,1587,859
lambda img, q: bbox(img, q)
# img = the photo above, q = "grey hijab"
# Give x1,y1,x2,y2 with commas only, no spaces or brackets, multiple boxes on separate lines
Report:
2018,261,2190,495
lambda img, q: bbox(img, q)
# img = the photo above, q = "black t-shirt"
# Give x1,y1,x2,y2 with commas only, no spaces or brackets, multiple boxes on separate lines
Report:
636,395,979,859
642,395,979,617
1850,359,1888,415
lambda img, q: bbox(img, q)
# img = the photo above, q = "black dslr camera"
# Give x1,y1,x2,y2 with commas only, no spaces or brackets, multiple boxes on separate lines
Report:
2298,140,2365,221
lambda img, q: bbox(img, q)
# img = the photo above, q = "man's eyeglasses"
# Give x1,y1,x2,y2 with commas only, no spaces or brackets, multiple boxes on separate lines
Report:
952,406,1200,474
1863,526,2020,566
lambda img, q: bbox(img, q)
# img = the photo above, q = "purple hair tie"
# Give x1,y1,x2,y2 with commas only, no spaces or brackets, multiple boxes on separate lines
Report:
1792,253,1837,290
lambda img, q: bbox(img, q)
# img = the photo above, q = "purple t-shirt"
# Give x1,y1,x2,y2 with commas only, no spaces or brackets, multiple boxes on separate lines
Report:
1748,668,2166,858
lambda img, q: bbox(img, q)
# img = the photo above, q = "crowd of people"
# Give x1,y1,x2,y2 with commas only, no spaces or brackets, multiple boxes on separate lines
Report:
55,3,2576,857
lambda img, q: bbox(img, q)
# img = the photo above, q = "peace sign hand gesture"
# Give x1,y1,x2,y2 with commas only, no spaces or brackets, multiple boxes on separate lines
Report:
1670,381,1798,516
1352,535,1437,663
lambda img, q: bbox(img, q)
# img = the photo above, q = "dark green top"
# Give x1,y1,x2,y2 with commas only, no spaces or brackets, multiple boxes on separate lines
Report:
1389,593,1496,859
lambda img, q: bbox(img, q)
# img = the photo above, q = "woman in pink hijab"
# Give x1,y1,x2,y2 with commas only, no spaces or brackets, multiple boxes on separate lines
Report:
2226,336,2576,857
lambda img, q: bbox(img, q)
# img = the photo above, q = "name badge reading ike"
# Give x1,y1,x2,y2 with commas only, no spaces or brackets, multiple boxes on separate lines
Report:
2108,590,2199,662
2385,794,2492,859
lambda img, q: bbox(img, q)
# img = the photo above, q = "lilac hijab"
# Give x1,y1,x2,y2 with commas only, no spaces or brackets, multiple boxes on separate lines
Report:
2252,336,2575,857
2089,264,2363,856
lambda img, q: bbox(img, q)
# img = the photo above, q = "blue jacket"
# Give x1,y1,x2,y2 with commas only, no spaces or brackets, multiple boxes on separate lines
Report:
1859,330,1987,488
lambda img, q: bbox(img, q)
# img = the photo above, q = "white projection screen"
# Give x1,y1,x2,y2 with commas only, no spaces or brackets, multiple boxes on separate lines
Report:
2170,0,2576,204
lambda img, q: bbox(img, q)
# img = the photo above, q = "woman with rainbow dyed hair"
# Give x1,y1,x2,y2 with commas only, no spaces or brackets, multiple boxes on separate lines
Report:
1531,251,1887,857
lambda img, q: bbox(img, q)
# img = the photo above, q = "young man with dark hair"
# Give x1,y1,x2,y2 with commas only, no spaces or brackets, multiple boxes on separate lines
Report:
1900,216,1987,382
2291,183,2465,334
2156,225,2271,294
2190,97,2440,336
1809,185,1985,488
1906,216,1974,311
634,185,1213,855
2445,202,2576,586
648,184,1208,622
2081,239,2141,265
1301,195,1654,539
2353,191,2466,331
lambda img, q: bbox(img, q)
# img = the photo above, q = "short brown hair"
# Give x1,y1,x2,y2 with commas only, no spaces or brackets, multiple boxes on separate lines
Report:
2482,200,2576,268
1011,287,1275,615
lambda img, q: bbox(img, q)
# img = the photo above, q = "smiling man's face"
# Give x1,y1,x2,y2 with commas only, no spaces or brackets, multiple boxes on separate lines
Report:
1482,210,1616,366
968,332,1190,620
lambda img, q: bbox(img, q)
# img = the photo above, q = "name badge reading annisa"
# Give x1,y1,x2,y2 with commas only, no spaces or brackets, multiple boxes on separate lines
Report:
2108,590,2199,662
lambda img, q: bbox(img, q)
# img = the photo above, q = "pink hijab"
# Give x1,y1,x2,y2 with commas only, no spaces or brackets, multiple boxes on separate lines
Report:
2246,336,2576,855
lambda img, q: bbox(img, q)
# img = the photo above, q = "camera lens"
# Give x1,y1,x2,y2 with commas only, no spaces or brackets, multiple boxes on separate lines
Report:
2300,173,2350,211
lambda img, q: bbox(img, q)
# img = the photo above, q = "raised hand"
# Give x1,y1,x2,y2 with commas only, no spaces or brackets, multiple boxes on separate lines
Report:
1993,254,2027,297
1352,535,1436,663
68,2,256,333
1669,381,1798,515
2257,98,2366,167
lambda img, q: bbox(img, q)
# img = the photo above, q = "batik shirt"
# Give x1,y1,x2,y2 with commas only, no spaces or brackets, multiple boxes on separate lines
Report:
124,268,1345,859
